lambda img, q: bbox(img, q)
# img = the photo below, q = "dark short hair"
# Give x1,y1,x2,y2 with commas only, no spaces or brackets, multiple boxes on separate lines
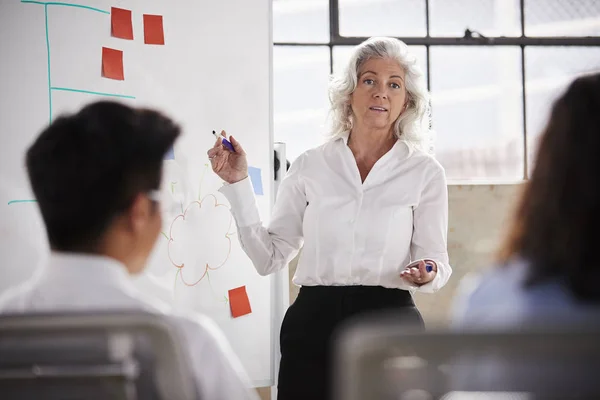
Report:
26,101,180,251
499,73,600,302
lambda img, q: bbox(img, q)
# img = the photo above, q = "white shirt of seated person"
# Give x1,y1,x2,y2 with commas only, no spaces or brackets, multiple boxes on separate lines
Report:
0,189,259,400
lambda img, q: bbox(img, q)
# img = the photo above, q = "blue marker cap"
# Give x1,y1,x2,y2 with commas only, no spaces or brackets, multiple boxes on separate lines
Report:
213,130,235,152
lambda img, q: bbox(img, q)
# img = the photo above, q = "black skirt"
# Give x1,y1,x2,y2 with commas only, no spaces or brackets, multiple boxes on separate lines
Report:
277,285,424,400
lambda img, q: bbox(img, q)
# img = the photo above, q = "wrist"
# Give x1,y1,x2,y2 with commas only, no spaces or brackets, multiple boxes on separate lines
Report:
227,175,249,185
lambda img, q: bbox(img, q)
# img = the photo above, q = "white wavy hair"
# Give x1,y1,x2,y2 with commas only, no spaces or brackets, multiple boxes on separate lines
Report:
328,37,432,153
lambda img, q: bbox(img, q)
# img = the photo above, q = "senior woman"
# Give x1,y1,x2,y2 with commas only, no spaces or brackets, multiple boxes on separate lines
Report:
208,37,452,400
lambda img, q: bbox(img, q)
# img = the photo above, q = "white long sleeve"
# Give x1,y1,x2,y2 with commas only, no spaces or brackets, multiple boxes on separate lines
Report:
221,137,452,293
411,169,452,293
219,153,308,276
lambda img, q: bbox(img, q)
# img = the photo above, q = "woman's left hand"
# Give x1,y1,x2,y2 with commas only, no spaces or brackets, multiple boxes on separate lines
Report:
400,260,437,286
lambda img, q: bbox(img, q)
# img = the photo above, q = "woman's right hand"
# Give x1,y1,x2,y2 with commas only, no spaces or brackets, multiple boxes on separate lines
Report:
207,130,248,184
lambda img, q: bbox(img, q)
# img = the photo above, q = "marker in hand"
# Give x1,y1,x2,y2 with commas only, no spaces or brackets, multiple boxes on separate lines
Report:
400,260,436,286
400,259,436,286
405,260,435,273
213,130,235,152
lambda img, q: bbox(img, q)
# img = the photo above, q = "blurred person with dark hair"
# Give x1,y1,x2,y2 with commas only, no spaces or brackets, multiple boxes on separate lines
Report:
448,73,600,398
454,72,600,327
0,101,258,400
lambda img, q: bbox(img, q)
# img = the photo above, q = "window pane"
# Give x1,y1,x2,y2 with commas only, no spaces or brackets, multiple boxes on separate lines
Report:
273,0,329,43
430,47,524,181
525,0,600,36
332,45,428,83
339,0,426,37
525,47,600,174
273,46,331,161
430,0,521,37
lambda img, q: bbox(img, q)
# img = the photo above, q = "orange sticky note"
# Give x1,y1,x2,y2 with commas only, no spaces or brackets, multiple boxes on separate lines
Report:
102,47,124,80
111,7,133,40
143,14,165,45
228,286,252,318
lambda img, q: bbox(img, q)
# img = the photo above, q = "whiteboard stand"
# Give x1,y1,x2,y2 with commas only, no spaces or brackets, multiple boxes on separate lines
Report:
270,142,290,398
273,142,287,197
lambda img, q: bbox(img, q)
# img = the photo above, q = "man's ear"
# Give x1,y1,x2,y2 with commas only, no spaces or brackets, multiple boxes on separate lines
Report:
128,193,152,233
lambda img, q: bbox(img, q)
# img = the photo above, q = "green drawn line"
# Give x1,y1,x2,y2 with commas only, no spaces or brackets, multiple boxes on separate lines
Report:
22,0,112,123
174,269,180,293
45,4,52,123
206,270,229,304
160,231,169,240
51,87,136,99
21,1,109,14
8,200,38,205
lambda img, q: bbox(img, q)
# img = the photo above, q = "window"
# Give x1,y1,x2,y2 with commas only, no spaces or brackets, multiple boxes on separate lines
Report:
339,0,426,37
273,46,331,161
525,0,600,37
430,0,521,37
525,47,600,170
430,46,523,180
273,0,600,181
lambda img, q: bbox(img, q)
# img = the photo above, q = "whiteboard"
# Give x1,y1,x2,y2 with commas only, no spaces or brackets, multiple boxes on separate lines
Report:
0,0,275,386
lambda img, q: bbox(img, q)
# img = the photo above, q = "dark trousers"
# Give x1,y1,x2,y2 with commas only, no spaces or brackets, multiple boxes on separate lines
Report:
277,285,424,400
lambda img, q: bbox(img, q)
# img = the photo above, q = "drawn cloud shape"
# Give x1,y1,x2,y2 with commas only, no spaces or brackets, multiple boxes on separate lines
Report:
167,195,233,286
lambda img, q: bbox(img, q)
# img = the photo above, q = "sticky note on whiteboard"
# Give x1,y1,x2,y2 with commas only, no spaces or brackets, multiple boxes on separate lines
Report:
228,286,252,318
111,7,133,40
143,14,165,45
248,166,263,195
102,47,124,80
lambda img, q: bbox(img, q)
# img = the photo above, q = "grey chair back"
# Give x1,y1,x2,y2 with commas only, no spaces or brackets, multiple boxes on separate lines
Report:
0,311,196,400
333,310,600,400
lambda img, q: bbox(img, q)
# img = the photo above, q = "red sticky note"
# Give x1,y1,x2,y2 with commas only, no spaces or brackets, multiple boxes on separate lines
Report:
102,47,124,80
143,14,165,45
111,7,133,40
228,286,252,318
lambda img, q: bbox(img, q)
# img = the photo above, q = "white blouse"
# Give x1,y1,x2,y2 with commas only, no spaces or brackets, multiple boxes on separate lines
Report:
220,135,452,293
